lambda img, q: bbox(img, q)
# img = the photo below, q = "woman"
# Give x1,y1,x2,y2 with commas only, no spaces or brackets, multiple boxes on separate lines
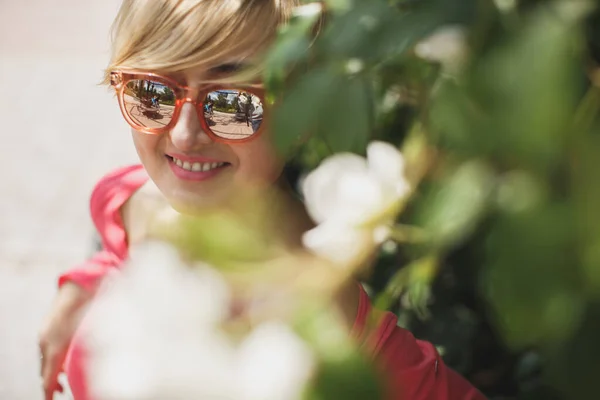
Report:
38,1,486,399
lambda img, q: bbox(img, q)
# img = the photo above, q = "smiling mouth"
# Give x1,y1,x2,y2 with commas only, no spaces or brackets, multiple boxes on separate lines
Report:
166,155,230,172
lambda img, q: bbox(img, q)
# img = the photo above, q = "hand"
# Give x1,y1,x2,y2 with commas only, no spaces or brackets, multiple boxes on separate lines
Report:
39,282,92,400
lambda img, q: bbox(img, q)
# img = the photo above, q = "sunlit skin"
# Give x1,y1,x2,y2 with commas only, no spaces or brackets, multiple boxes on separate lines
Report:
130,63,284,214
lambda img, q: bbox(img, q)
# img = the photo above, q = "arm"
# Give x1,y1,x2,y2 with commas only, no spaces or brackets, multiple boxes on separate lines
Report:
40,164,148,399
41,251,122,400
379,326,487,400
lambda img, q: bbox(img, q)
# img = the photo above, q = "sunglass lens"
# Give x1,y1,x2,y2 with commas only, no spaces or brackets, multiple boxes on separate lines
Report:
203,90,264,140
122,79,176,131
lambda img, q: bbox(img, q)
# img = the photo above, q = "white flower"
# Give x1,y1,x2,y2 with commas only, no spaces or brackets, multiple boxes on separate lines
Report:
86,241,235,400
237,322,315,400
415,26,468,72
84,241,315,400
302,221,375,265
301,141,410,265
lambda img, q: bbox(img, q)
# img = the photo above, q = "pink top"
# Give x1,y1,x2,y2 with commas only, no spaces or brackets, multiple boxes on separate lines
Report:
59,165,486,400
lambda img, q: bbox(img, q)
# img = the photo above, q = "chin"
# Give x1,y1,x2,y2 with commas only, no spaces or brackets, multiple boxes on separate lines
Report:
165,190,227,216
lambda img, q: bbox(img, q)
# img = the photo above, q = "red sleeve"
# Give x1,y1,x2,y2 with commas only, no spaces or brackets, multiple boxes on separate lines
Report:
57,164,148,292
377,320,487,400
57,250,121,292
352,286,486,400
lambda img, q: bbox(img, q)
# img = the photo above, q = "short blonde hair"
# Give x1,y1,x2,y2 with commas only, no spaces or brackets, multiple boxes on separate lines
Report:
104,0,302,84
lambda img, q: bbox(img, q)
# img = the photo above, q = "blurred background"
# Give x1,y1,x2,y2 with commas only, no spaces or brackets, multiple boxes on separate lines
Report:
0,1,136,398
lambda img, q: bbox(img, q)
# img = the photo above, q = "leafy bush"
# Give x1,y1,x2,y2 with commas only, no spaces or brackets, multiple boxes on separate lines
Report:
266,0,600,398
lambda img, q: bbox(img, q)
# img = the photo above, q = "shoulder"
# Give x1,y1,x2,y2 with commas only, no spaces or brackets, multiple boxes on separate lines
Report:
56,165,151,291
89,165,148,207
90,164,149,258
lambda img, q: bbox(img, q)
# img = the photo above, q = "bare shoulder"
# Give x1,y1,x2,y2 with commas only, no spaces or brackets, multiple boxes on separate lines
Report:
121,180,171,245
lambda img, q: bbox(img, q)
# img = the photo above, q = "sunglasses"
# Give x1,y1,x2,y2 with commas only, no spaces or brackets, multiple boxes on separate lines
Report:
110,71,267,143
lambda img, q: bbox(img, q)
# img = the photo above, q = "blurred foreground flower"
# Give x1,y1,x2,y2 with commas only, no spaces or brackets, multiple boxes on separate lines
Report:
302,141,411,265
84,241,314,400
414,26,468,73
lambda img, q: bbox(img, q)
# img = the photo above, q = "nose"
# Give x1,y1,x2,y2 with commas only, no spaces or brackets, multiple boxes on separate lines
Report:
169,102,212,151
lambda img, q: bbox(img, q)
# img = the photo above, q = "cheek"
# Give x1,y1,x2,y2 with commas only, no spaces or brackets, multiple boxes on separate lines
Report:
233,136,285,184
131,129,163,166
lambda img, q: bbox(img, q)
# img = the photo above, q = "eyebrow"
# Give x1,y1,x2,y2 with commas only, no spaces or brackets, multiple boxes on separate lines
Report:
208,62,248,75
166,61,254,85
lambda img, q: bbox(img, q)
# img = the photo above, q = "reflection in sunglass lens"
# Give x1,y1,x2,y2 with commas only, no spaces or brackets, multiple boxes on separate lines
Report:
123,79,177,130
203,90,264,140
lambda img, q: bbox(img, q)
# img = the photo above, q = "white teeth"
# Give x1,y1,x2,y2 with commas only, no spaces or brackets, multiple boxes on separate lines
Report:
172,157,225,172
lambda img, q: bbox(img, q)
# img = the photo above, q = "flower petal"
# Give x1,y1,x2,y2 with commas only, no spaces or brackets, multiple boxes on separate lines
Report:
86,242,237,400
302,222,373,265
414,25,468,68
367,141,409,197
302,153,368,223
237,322,314,400
334,172,387,226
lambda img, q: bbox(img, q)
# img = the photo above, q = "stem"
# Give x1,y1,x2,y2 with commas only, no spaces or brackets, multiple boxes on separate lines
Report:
388,224,428,243
572,84,600,135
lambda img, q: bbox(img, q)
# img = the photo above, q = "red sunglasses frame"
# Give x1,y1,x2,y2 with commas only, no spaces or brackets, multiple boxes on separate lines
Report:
110,70,267,143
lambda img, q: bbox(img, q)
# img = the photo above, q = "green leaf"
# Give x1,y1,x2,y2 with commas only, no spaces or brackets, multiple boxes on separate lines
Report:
319,0,440,63
482,204,584,348
273,68,371,156
264,35,311,92
430,8,581,172
317,75,371,153
264,4,322,91
306,352,384,400
272,68,337,156
417,160,495,251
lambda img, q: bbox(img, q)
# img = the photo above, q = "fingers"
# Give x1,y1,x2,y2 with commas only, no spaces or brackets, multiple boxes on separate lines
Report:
46,381,64,400
39,339,67,400
42,355,65,400
40,352,57,400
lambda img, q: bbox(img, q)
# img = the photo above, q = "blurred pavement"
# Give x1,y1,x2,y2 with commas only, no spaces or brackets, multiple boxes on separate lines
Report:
0,1,138,398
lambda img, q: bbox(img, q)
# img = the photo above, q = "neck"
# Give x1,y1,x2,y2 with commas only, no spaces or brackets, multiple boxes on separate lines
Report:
278,189,315,250
274,177,360,331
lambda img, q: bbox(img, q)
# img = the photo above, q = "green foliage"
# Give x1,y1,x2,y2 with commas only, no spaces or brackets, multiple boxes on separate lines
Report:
265,0,600,398
150,204,278,270
307,353,384,400
161,86,175,105
294,303,385,400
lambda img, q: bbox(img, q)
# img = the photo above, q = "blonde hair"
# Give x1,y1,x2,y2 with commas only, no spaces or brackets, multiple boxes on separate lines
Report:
103,0,303,85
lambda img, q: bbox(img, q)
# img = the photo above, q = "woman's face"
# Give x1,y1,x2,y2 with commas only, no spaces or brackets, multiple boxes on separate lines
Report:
131,65,284,213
